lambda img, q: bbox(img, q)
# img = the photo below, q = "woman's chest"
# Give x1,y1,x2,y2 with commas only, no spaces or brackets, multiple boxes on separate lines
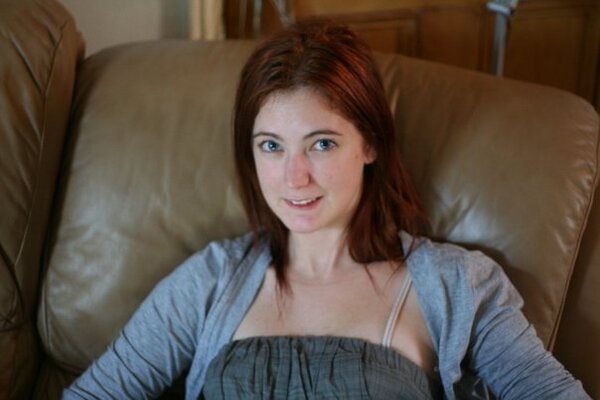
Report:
235,267,393,340
232,266,437,373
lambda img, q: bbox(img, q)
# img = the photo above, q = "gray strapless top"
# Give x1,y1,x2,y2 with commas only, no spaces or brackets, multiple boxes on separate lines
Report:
201,335,443,399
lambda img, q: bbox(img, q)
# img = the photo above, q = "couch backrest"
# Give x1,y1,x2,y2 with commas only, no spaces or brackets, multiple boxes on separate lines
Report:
376,53,599,347
38,40,256,373
0,0,83,398
36,41,599,396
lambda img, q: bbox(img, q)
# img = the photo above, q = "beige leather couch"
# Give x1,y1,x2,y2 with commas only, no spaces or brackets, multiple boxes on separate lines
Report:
1,0,599,398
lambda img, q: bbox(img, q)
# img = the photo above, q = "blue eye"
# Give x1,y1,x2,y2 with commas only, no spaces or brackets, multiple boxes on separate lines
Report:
313,139,336,151
259,140,281,153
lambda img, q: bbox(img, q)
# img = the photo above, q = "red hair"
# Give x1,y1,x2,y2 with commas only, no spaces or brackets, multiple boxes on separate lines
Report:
233,20,427,287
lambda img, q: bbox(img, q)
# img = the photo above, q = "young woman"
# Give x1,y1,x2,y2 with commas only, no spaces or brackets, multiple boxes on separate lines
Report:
64,21,590,399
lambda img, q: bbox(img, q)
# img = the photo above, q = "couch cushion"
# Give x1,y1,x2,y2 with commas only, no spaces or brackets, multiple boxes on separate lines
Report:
38,40,255,372
0,0,83,398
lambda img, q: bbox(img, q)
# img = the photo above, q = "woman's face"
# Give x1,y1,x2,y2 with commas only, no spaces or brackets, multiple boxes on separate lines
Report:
252,87,374,235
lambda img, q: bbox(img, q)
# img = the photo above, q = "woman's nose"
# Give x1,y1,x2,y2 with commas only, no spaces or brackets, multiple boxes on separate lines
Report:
284,153,311,188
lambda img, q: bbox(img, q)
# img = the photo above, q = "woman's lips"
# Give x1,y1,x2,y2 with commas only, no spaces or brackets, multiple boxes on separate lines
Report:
284,196,322,209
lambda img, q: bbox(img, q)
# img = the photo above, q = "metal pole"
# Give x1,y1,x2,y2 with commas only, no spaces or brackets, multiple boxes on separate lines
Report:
491,12,508,76
251,0,294,38
486,0,519,76
270,0,294,26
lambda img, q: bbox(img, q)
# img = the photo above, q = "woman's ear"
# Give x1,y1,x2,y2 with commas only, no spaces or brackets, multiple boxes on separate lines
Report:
364,145,377,164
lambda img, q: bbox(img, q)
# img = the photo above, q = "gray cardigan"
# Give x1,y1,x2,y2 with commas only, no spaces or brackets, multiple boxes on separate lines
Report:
64,233,590,399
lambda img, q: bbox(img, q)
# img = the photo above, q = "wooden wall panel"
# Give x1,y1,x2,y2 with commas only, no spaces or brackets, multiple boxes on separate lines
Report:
225,0,600,109
419,5,489,70
343,14,419,56
505,4,597,98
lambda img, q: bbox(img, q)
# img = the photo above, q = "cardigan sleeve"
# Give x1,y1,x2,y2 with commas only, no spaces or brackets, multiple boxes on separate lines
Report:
62,243,227,399
464,251,591,400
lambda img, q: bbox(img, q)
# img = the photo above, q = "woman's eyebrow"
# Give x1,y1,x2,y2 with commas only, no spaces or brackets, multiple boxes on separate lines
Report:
252,130,342,140
304,130,342,139
252,131,280,139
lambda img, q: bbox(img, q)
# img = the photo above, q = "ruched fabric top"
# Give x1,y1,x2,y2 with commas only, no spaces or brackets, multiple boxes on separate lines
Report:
201,335,443,399
201,265,442,399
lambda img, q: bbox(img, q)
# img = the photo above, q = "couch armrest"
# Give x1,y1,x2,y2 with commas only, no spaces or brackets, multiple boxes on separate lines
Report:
555,180,600,398
0,0,83,398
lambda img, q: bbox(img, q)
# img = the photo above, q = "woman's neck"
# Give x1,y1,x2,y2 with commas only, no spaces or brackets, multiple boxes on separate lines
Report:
287,229,362,281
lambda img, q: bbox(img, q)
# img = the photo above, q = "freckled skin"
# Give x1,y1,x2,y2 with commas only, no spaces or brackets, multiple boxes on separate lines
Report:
252,87,374,235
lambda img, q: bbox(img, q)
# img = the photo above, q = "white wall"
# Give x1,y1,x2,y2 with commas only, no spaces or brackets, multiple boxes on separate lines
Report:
59,0,189,56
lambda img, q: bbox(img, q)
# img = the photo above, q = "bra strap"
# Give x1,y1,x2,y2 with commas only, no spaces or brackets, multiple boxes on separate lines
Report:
381,272,412,347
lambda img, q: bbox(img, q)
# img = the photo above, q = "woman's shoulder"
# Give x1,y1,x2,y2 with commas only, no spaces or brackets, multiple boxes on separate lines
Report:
402,235,524,368
402,233,524,334
165,232,269,287
197,231,257,261
192,231,267,261
402,232,511,293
